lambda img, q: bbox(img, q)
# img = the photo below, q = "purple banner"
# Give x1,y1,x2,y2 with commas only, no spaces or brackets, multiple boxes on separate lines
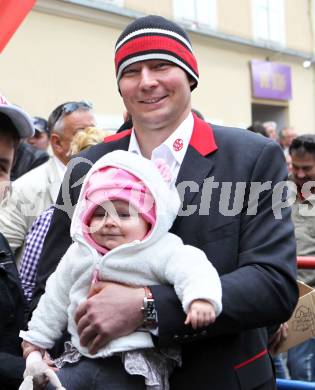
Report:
250,60,292,100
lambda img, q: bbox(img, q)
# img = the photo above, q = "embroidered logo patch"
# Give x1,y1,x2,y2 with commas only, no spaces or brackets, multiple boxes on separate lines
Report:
173,138,183,151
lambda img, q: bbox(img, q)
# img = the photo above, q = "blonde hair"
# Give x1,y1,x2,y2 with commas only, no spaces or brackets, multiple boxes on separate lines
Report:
70,127,114,155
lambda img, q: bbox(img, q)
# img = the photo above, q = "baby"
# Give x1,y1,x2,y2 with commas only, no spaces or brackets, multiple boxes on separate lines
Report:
21,150,222,390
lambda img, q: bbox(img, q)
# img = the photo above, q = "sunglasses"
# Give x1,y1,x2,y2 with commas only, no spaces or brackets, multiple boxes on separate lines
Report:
49,101,93,130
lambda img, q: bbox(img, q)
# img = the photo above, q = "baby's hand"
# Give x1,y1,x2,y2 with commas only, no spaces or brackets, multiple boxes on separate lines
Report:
185,299,216,329
21,340,45,359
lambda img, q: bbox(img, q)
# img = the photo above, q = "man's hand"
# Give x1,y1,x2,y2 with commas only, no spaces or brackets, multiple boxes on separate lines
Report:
268,322,289,356
75,281,145,355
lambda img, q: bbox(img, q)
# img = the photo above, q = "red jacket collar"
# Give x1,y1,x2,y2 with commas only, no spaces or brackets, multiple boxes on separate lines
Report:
104,129,132,143
189,113,218,156
104,113,218,157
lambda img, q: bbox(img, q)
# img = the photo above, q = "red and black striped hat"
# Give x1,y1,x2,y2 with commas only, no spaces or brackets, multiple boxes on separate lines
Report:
114,15,199,91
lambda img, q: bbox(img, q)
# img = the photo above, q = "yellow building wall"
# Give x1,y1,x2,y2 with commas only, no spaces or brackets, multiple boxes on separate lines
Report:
285,0,313,52
0,10,125,126
192,36,252,127
0,1,313,133
124,0,172,18
218,0,252,40
289,63,315,133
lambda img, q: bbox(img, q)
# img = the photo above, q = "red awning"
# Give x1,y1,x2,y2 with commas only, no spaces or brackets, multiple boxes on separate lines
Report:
0,0,35,53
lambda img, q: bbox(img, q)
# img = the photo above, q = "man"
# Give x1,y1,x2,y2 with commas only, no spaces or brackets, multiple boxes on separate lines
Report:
33,16,298,389
0,101,95,263
247,121,268,137
0,95,34,388
287,134,315,381
279,126,298,155
27,116,50,151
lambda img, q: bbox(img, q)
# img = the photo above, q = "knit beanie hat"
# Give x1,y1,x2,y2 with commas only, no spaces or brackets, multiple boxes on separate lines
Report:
81,166,156,253
115,15,199,91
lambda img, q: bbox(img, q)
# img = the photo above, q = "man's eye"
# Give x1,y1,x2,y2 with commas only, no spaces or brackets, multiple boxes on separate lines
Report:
122,68,138,76
155,62,170,70
0,165,7,174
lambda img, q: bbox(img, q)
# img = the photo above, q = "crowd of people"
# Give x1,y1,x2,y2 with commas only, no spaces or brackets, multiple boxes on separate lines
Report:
248,119,315,381
0,13,313,390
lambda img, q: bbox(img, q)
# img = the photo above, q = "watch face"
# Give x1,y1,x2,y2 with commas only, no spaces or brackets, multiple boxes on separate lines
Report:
146,300,156,319
145,299,157,324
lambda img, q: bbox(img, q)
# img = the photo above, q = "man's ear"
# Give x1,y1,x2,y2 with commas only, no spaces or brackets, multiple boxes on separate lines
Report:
50,133,62,153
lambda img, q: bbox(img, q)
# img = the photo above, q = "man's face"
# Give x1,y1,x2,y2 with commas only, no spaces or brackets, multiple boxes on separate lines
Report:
265,126,278,141
0,133,15,200
27,131,50,150
291,151,315,189
119,60,192,133
52,110,95,165
282,128,297,149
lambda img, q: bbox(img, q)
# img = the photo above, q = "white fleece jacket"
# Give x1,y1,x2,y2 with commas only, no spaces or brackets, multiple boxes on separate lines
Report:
21,151,222,358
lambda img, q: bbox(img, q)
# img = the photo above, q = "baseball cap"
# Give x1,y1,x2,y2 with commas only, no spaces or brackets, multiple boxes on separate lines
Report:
33,116,49,135
0,95,34,138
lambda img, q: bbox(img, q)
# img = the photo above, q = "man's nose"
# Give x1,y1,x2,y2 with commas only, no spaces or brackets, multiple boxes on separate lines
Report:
296,169,306,179
139,68,158,89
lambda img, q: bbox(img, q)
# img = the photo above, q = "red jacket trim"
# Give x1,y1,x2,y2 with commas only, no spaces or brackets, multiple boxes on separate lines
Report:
189,113,218,156
103,129,132,143
233,349,268,370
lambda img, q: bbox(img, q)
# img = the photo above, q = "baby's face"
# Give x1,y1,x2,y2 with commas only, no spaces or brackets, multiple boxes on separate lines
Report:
89,199,150,250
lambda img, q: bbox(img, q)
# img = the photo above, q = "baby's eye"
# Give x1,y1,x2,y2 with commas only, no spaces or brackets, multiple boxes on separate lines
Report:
93,213,105,219
118,212,130,219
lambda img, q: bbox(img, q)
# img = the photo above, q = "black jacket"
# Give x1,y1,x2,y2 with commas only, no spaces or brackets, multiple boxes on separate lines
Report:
33,117,298,389
0,233,26,389
11,142,49,181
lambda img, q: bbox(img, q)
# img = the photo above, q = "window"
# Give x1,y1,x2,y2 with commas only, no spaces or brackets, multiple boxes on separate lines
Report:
88,0,123,6
173,0,217,30
64,0,124,8
252,0,285,45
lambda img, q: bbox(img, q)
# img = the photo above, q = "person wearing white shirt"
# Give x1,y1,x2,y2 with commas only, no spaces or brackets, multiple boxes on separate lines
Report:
0,101,95,264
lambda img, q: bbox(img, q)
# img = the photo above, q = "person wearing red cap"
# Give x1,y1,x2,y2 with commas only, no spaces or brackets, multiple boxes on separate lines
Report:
32,15,298,389
21,150,221,389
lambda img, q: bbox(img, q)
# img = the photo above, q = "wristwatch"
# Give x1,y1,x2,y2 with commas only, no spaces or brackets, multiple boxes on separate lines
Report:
141,286,158,328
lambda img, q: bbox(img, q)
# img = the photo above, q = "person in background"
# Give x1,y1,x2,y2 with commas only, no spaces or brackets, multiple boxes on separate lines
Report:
286,134,315,381
0,95,34,389
27,116,50,151
285,153,293,175
11,141,49,181
263,120,279,142
0,101,95,265
247,121,268,137
32,15,298,389
279,127,298,155
70,126,113,155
